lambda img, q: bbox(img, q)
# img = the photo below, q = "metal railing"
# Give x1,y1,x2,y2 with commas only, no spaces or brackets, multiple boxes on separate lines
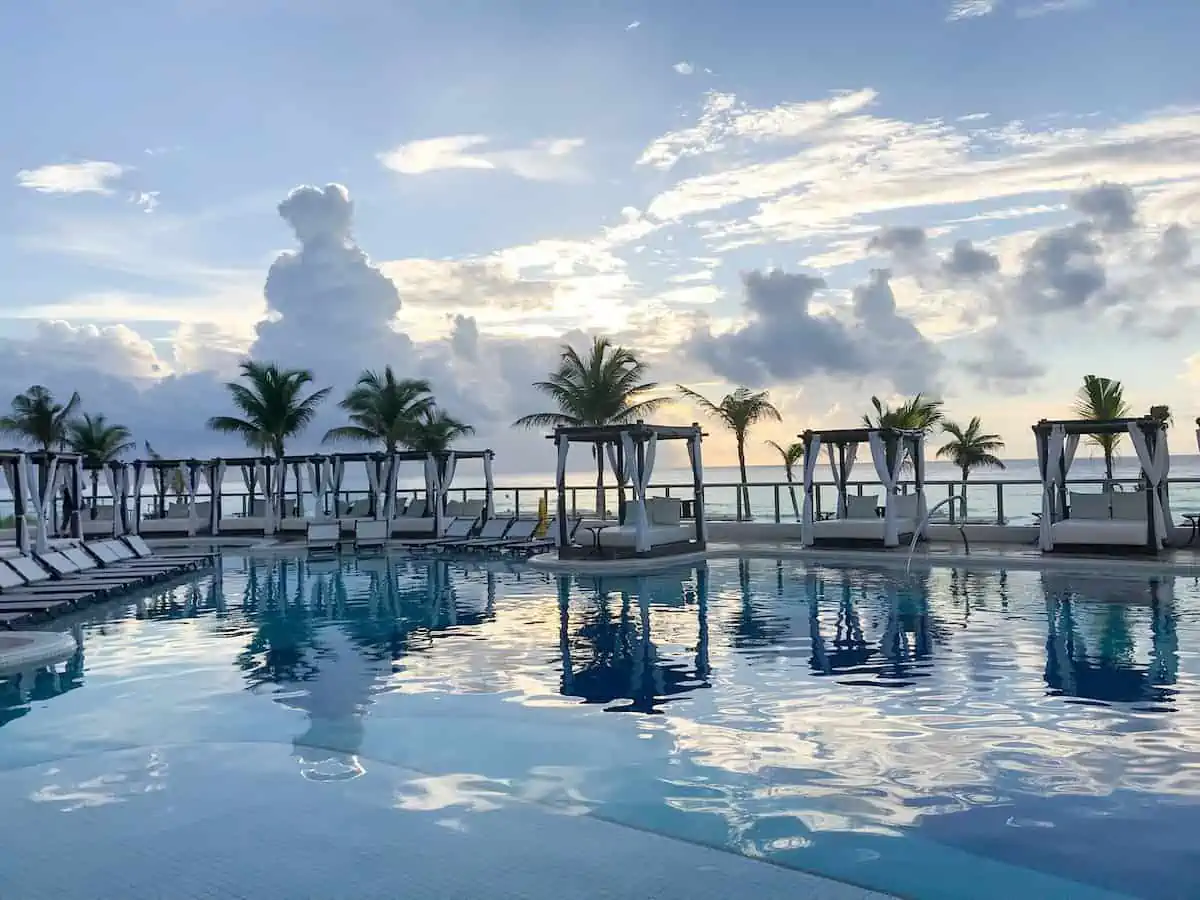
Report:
5,475,1191,529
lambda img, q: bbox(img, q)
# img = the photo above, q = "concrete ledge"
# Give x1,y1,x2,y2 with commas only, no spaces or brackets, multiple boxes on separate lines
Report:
0,630,78,674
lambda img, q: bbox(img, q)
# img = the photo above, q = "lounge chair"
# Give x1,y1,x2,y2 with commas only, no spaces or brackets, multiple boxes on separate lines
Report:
81,505,117,537
501,517,581,557
435,517,514,552
121,535,213,567
307,522,341,557
35,550,153,594
390,499,437,538
86,541,193,578
353,519,389,554
0,563,88,621
394,516,475,548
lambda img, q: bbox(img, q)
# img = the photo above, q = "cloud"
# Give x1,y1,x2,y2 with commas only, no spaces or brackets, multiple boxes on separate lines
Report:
1013,222,1107,311
942,239,1001,279
1155,224,1192,268
384,258,556,312
626,20,640,30
961,330,1046,393
1016,0,1093,17
689,268,940,393
256,184,407,379
869,226,927,258
673,62,694,75
1072,182,1137,234
947,0,998,20
15,160,126,194
130,191,160,213
378,135,585,181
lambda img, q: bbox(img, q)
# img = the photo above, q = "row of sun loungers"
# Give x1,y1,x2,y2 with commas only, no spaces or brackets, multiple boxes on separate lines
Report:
306,515,580,558
0,536,212,628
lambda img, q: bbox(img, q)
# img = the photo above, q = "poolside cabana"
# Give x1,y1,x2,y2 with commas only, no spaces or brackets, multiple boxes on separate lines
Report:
134,458,210,536
1033,417,1171,553
799,427,927,548
0,449,84,552
550,422,705,559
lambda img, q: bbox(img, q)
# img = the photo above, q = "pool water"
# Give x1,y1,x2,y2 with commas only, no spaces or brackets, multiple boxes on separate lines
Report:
2,555,1197,900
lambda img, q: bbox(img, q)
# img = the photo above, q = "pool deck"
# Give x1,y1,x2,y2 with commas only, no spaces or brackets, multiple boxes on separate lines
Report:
2,742,894,900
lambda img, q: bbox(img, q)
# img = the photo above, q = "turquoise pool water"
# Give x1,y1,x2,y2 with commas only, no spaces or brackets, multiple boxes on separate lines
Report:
2,555,1197,899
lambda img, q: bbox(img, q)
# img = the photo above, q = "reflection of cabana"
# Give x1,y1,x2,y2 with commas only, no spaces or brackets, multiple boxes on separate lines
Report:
799,427,927,548
0,450,84,552
551,422,705,559
1033,417,1171,553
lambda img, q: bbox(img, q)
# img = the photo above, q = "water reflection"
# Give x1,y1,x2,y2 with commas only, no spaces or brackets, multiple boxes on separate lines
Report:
558,568,710,714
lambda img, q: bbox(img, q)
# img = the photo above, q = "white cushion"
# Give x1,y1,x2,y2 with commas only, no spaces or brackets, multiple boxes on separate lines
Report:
648,498,682,526
1069,492,1109,520
846,495,879,519
813,517,917,541
1110,493,1148,521
890,494,919,519
165,503,190,520
1051,518,1148,545
597,523,693,548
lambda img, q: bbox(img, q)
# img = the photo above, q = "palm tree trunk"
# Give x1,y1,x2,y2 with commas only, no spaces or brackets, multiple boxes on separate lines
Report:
90,471,100,519
1104,450,1115,491
595,447,607,519
960,466,969,520
736,436,751,520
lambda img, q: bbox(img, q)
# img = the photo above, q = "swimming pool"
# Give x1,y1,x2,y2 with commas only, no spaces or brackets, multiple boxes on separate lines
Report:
2,555,1196,899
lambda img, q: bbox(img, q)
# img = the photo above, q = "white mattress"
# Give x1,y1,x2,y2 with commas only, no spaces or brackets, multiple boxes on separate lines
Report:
812,517,917,542
278,518,309,533
597,523,693,548
1051,518,1149,546
139,518,194,535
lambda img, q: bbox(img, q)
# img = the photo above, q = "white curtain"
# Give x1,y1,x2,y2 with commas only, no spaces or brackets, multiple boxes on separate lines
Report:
606,440,634,523
554,439,570,545
634,433,658,552
868,432,905,547
1129,424,1170,546
364,457,383,517
824,442,859,518
382,453,400,519
306,458,325,522
26,455,60,553
376,455,394,520
1039,425,1066,551
483,452,495,519
202,460,225,534
801,436,823,546
103,464,123,536
13,454,31,553
438,451,458,516
131,462,146,535
910,435,929,538
183,463,201,536
71,457,85,539
1,456,25,552
330,456,346,515
423,454,440,532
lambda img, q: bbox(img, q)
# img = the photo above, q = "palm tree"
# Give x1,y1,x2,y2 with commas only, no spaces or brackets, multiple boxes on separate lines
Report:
207,360,331,502
322,367,435,452
0,385,81,452
766,439,805,521
862,394,945,432
677,386,781,519
144,440,186,518
936,418,1005,517
1072,375,1129,485
66,414,135,514
1149,405,1172,425
404,408,475,455
514,337,665,516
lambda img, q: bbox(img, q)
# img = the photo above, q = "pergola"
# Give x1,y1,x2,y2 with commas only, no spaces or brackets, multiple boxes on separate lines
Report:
1032,417,1170,551
0,449,85,552
798,427,927,547
550,422,706,552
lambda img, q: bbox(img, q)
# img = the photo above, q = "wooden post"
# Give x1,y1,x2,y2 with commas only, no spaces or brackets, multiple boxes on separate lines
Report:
690,427,707,548
837,443,848,518
1145,422,1158,551
9,456,28,553
556,433,569,549
68,458,83,539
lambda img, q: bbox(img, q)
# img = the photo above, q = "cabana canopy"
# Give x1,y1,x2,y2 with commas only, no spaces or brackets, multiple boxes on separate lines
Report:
0,449,84,552
550,422,706,553
798,427,927,547
1032,417,1171,551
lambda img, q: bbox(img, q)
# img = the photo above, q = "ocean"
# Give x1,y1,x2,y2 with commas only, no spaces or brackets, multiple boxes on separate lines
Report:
6,453,1200,526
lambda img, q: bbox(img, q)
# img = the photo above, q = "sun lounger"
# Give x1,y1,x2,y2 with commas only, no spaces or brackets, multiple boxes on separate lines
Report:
500,517,581,556
435,517,514,552
353,519,389,554
307,522,341,557
85,541,190,577
34,551,151,594
393,516,475,547
0,559,100,614
121,535,213,566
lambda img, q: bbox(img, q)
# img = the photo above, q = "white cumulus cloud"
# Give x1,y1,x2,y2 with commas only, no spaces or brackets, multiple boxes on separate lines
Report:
15,160,127,194
947,0,998,20
673,62,694,75
379,135,585,181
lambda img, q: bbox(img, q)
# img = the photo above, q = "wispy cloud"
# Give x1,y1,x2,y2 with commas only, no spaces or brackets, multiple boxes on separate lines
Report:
1016,0,1093,18
15,160,126,194
626,20,640,30
378,135,586,181
130,191,160,213
947,0,998,21
673,61,694,75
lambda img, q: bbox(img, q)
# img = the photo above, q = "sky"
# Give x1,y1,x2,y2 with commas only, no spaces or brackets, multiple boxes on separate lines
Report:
2,0,1200,472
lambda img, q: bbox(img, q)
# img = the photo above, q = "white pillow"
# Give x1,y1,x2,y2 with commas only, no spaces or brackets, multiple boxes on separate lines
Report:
890,494,919,520
1069,492,1109,520
1110,492,1147,521
651,498,682,525
846,495,879,519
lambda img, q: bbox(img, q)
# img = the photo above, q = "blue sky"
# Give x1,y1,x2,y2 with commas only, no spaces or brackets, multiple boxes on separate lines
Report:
2,0,1199,468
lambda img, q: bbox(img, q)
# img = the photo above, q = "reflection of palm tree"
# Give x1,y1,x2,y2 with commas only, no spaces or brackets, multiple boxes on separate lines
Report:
731,559,791,651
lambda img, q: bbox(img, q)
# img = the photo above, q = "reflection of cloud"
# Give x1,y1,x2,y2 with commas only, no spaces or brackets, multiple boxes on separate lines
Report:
395,773,508,813
31,752,168,812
